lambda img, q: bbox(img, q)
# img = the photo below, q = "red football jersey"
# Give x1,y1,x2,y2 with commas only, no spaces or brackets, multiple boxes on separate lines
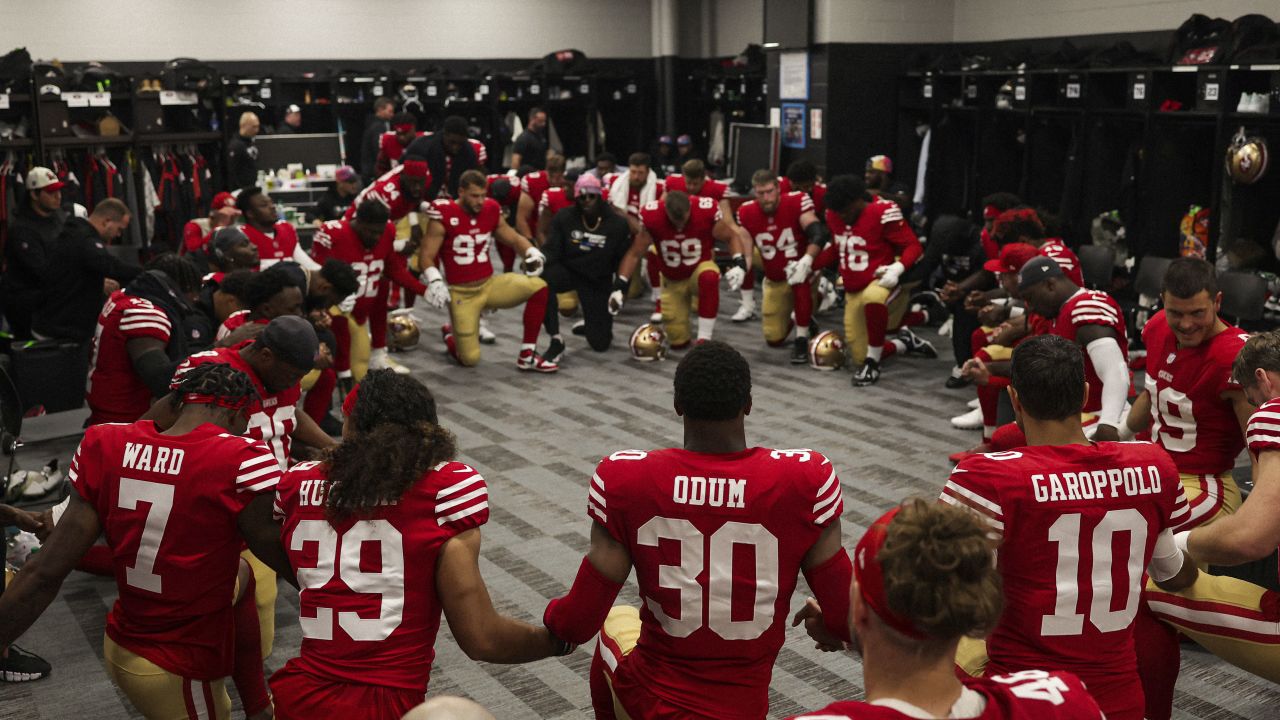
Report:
87,291,172,424
182,220,210,254
1142,312,1248,475
311,219,426,323
788,671,1103,720
467,138,487,166
377,131,422,168
942,443,1189,720
171,343,302,469
1052,290,1129,415
1246,399,1280,575
425,197,501,285
242,222,300,270
778,178,827,215
216,309,259,342
347,165,430,223
819,199,921,292
664,175,728,202
589,446,844,719
69,420,280,679
1040,240,1084,287
538,186,573,217
736,192,814,281
639,196,722,281
273,459,489,691
486,174,521,207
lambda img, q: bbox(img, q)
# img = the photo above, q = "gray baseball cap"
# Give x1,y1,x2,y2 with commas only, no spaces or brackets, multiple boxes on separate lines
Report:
1017,255,1064,291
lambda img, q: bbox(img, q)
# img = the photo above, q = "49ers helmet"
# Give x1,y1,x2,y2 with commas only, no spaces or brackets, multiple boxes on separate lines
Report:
808,331,846,371
629,323,668,362
1227,126,1269,185
388,310,420,351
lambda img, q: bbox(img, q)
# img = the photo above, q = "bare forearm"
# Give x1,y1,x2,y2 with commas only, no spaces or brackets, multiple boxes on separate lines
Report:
468,617,560,663
0,565,67,647
1189,520,1279,566
1127,390,1152,433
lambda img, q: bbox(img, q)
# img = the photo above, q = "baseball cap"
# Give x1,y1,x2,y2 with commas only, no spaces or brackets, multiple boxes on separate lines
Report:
257,315,318,371
574,174,602,197
284,104,301,114
658,135,673,145
210,226,250,255
402,160,429,178
25,167,65,192
677,134,692,146
1017,255,1064,291
866,155,893,174
984,242,1040,275
211,191,236,210
335,165,358,183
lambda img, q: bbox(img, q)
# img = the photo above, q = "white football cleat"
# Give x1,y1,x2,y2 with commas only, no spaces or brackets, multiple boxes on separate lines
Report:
968,397,981,409
731,297,757,323
369,348,411,375
950,407,984,430
479,320,497,345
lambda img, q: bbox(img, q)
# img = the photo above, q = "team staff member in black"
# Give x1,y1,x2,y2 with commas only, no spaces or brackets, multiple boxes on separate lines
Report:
539,174,632,362
227,112,260,189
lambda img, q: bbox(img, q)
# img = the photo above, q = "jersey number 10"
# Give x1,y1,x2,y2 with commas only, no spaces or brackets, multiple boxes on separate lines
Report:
1042,509,1148,636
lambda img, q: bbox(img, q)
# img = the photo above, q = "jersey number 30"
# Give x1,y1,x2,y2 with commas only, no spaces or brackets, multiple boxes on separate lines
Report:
292,519,405,641
637,517,779,641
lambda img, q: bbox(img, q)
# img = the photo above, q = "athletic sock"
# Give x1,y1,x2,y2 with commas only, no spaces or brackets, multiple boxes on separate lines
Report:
697,316,716,341
867,345,884,362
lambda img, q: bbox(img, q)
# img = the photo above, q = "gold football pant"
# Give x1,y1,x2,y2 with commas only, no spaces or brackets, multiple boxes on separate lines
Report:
1144,573,1280,684
761,279,821,346
240,549,276,658
104,635,231,720
660,261,720,347
591,606,642,720
843,283,902,364
449,274,547,366
326,310,374,382
1175,472,1241,532
558,291,580,317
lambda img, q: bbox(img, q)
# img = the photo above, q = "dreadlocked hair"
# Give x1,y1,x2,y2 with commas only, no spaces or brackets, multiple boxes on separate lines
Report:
145,253,202,294
324,369,456,520
169,362,260,410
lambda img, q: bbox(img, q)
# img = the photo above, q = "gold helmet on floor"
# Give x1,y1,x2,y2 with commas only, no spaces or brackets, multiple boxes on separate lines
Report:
629,323,668,362
388,310,420,351
808,331,846,371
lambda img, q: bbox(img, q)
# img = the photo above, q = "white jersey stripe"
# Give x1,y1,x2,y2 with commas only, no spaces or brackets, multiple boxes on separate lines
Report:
236,464,278,485
942,480,1003,517
436,474,483,499
940,494,1006,536
815,468,837,498
1147,598,1280,637
435,486,487,514
438,500,488,524
588,486,607,509
239,454,277,471
815,499,842,526
588,501,608,524
119,321,172,334
813,484,842,514
241,477,280,494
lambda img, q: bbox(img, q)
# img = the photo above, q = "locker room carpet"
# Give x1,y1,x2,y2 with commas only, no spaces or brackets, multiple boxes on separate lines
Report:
4,292,1279,719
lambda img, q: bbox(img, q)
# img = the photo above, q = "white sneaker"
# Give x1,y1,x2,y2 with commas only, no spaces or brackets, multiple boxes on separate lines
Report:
968,398,980,409
731,297,757,322
950,407,984,430
369,349,411,375
479,320,497,345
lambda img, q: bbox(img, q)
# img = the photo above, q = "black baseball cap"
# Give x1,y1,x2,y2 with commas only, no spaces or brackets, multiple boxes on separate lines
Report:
1017,256,1064,291
210,226,249,254
257,315,318,371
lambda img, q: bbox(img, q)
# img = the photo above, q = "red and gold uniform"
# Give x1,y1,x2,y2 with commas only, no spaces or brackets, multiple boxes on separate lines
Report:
311,218,427,380
788,672,1103,719
426,197,548,366
943,443,1188,720
1142,311,1248,529
86,291,172,424
1040,239,1084,287
640,196,722,347
375,130,423,176
778,178,827,215
1053,290,1129,416
242,222,301,271
270,459,489,720
816,199,921,364
736,191,815,345
346,164,431,224
70,419,280,719
587,447,844,719
663,175,728,202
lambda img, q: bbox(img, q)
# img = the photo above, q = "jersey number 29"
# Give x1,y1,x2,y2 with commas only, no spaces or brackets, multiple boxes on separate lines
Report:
292,519,405,641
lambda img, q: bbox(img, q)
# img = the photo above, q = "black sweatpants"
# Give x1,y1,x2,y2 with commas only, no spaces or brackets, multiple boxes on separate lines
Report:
949,300,981,367
542,264,614,352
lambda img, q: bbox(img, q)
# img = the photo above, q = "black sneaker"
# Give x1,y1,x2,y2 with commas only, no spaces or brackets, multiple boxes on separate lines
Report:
544,338,566,365
852,359,881,386
1,645,51,682
898,327,938,359
790,336,809,365
571,321,587,337
945,366,971,389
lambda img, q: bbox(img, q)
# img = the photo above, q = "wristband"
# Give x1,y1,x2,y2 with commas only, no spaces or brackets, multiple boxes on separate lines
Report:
424,266,443,284
731,253,747,271
612,275,630,293
804,221,831,247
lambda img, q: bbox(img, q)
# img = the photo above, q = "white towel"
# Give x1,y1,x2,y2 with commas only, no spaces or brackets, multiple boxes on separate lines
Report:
609,169,657,213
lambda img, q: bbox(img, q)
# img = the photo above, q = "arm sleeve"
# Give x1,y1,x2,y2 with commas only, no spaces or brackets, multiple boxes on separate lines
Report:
1147,528,1186,582
66,431,99,506
543,214,567,264
290,244,321,271
812,240,839,271
1085,337,1130,427
383,250,428,296
1246,401,1280,454
883,210,923,268
82,238,143,282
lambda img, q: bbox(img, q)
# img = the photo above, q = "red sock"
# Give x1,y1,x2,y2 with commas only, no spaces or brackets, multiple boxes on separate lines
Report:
523,287,549,344
497,243,516,273
76,544,113,576
896,309,925,330
1135,604,1180,720
865,302,888,347
646,254,662,290
971,327,991,355
990,422,1026,451
741,268,756,291
881,341,897,361
232,570,271,715
792,281,813,329
303,368,336,425
977,383,1001,430
697,270,719,318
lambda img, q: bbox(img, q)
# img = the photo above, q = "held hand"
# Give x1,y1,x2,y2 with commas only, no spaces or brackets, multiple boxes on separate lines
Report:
875,261,904,289
791,597,843,652
724,266,746,292
608,289,625,315
426,280,451,309
961,357,991,385
940,281,962,303
964,290,987,312
1090,424,1121,442
785,254,814,286
523,246,546,277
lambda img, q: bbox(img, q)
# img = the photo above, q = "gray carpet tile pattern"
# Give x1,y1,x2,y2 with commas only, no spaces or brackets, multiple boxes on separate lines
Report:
3,286,1279,718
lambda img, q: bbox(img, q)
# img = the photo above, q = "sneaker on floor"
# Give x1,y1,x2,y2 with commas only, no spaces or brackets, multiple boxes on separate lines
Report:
516,349,559,373
731,298,757,323
478,321,497,345
897,327,937,358
945,366,970,389
852,359,880,387
790,336,809,365
967,397,980,409
951,407,984,430
543,338,566,365
650,300,664,324
571,320,587,337
0,646,51,683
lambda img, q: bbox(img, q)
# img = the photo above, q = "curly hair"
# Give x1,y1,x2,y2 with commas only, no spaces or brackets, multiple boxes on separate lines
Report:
145,253,201,294
674,340,751,421
169,362,260,411
824,174,868,215
877,498,1002,641
324,370,457,520
992,208,1045,245
243,265,300,312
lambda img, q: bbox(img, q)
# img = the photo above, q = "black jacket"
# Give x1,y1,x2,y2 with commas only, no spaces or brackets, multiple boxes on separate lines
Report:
227,134,258,188
31,217,143,342
360,117,390,181
403,134,479,199
512,129,547,170
544,206,632,284
2,205,66,306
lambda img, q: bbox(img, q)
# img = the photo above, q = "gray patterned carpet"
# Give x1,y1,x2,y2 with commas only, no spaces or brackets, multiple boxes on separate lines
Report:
3,289,1279,718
